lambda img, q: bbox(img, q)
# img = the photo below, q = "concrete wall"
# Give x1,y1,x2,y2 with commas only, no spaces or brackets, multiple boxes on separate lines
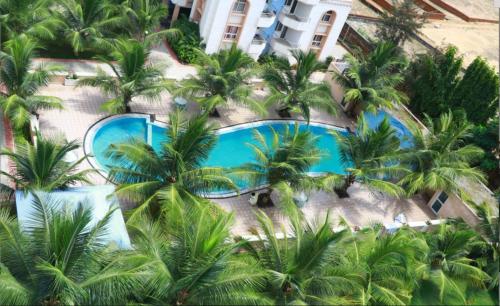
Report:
317,1,351,61
427,191,481,227
237,0,267,52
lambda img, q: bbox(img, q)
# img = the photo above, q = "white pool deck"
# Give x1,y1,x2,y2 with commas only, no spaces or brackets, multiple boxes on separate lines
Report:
35,82,435,235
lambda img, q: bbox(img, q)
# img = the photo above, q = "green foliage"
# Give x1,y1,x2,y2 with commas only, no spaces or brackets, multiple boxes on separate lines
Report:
0,132,93,196
0,193,142,305
329,113,407,197
78,38,169,114
399,111,486,196
451,57,499,124
335,41,408,115
470,118,499,173
407,48,498,124
168,15,202,64
375,0,427,46
406,47,462,118
264,50,337,122
0,35,62,132
105,111,236,222
174,44,265,116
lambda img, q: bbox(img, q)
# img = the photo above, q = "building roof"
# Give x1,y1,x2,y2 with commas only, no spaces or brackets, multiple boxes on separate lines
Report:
15,185,131,249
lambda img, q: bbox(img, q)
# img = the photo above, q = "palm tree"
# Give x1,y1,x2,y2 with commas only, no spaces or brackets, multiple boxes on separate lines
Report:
243,210,356,305
0,132,93,197
78,38,168,114
0,0,59,42
399,111,485,196
51,0,122,55
121,0,180,44
243,123,324,208
105,111,236,221
0,35,62,131
175,44,265,117
128,201,268,305
263,50,336,123
334,41,407,116
473,201,499,289
412,223,491,305
0,192,143,305
329,114,406,198
335,225,421,305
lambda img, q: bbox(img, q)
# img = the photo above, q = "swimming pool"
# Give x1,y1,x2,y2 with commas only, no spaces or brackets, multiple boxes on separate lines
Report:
85,115,349,197
363,110,413,149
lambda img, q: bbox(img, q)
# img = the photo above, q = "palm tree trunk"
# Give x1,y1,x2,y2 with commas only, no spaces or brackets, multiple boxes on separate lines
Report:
124,92,132,113
335,174,355,198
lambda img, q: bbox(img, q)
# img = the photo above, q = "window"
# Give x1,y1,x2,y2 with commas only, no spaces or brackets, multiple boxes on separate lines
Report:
311,35,324,47
275,21,283,31
322,11,333,23
285,0,293,6
233,0,246,13
431,192,448,214
224,26,239,40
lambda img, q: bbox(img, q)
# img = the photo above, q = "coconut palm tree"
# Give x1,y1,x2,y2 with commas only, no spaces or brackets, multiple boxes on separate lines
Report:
412,223,491,305
105,111,236,221
473,201,499,289
242,123,325,208
78,38,169,114
0,0,59,42
329,114,406,198
335,225,421,305
121,0,180,44
128,201,268,305
399,111,485,196
51,0,122,55
242,210,357,305
0,132,93,197
263,50,336,123
334,41,408,116
174,44,265,117
0,35,62,131
0,192,143,305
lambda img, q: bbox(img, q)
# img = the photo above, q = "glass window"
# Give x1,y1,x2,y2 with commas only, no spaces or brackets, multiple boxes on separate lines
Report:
311,35,324,47
285,0,293,6
224,26,239,40
322,11,333,22
431,192,448,214
233,0,246,13
275,21,283,31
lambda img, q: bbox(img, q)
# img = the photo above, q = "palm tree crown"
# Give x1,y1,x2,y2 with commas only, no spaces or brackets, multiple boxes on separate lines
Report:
263,50,336,123
0,133,93,196
0,35,62,130
175,44,265,116
129,201,268,305
105,111,236,221
78,38,168,114
334,41,408,115
0,193,143,305
399,111,485,196
329,113,406,197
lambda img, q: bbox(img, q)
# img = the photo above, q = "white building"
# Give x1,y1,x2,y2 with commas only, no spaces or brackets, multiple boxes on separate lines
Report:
170,0,352,61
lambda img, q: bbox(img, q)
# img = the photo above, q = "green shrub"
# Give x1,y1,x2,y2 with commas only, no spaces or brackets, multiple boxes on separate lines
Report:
168,15,202,64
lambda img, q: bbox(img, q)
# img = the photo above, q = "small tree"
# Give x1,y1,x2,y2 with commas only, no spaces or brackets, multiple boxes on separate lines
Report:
451,57,499,124
406,46,462,118
376,0,427,46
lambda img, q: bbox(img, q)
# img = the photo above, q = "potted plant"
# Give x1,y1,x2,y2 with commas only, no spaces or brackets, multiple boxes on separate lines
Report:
64,70,78,86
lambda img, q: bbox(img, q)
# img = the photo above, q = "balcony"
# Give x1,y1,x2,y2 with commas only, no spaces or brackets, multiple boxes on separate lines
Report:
270,37,299,59
248,34,266,58
171,0,193,7
278,12,309,31
257,9,276,28
298,0,319,4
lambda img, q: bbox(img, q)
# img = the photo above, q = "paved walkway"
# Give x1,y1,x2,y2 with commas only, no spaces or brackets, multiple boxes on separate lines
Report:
33,42,197,80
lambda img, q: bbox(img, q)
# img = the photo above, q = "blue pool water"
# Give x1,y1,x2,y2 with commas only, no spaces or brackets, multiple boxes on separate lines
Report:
92,117,348,178
363,110,413,149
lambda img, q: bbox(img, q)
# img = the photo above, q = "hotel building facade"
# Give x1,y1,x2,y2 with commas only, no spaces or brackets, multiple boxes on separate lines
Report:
170,0,352,61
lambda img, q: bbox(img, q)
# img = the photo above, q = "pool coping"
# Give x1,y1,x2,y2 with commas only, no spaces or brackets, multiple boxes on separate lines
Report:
83,113,349,199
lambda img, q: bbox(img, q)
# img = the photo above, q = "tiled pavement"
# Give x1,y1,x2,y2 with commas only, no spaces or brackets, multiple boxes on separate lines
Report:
36,84,435,235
